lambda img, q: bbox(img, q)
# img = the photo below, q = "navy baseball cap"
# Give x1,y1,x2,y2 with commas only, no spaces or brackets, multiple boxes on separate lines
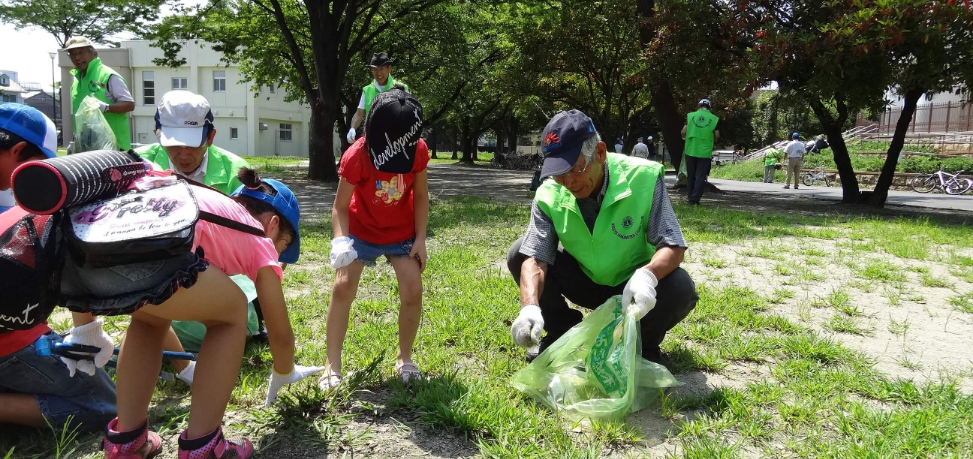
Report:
232,178,301,263
792,132,800,139
539,110,597,179
0,103,57,158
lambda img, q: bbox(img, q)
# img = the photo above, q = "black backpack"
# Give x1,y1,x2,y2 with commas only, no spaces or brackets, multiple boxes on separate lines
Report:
0,211,63,332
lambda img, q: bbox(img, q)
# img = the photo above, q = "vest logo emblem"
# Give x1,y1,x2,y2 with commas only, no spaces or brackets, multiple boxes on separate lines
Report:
87,80,105,92
612,215,643,240
692,114,713,129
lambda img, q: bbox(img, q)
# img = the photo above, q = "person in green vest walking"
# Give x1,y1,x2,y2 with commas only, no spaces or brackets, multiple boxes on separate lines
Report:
506,110,698,366
680,99,720,205
136,90,252,195
346,52,410,144
64,37,135,151
763,146,785,183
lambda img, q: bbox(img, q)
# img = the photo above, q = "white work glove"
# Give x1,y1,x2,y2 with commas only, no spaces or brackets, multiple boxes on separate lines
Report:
60,319,115,377
346,128,357,144
96,100,110,113
329,236,358,269
621,268,658,320
265,364,327,406
510,304,544,348
176,360,196,386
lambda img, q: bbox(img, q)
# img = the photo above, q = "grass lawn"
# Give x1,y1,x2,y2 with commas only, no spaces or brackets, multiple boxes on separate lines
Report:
3,189,973,458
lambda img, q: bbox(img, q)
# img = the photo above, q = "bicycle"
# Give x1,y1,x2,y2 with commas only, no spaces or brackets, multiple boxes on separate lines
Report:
910,165,973,195
802,166,831,187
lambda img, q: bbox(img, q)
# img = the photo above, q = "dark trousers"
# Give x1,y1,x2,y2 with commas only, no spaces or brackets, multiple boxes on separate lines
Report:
506,237,698,356
685,155,712,203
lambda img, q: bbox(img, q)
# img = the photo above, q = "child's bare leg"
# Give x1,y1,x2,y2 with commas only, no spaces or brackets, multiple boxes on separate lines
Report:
326,261,365,375
133,268,248,437
163,326,190,373
115,312,169,431
390,257,423,366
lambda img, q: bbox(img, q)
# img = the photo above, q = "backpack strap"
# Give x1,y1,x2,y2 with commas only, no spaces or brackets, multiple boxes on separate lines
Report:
198,211,266,238
174,175,267,238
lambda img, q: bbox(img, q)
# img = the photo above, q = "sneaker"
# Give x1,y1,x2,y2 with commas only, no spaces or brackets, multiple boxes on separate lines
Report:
525,333,562,362
794,186,799,189
103,418,162,459
178,427,253,459
783,185,790,189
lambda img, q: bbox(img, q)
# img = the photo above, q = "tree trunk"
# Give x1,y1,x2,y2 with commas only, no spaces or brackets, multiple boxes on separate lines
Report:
809,100,859,202
652,80,684,170
430,128,438,159
635,0,684,170
867,87,924,207
450,130,459,160
307,103,339,181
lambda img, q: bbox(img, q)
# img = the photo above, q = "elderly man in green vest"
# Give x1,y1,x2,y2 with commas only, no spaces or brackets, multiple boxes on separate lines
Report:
136,90,251,195
506,110,698,366
65,36,135,150
345,52,410,143
680,99,720,205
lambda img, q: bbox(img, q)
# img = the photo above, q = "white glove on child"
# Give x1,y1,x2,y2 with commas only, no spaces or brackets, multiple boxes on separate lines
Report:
330,236,358,269
266,364,327,406
621,268,658,320
510,304,544,348
346,128,357,144
61,319,115,377
176,361,196,386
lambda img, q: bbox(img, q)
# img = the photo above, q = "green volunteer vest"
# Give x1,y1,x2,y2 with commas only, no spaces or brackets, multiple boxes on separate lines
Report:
684,109,719,159
71,58,131,150
764,149,781,166
362,77,409,116
534,154,661,287
135,143,252,195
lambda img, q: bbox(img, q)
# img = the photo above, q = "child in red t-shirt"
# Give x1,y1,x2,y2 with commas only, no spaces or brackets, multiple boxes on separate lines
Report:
323,87,429,388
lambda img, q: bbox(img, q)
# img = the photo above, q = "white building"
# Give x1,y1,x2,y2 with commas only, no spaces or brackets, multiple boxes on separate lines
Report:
0,70,26,104
58,40,318,157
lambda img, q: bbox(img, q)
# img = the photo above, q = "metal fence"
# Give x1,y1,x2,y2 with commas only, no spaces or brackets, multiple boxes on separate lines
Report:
861,101,973,134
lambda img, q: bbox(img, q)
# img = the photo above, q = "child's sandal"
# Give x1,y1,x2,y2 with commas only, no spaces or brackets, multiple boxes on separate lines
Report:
395,361,421,383
317,372,343,391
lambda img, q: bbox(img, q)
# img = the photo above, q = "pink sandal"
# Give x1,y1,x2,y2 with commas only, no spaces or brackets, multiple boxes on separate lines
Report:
395,361,422,383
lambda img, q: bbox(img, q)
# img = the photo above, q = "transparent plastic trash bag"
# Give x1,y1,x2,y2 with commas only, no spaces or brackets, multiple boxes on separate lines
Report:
73,96,118,152
510,296,681,421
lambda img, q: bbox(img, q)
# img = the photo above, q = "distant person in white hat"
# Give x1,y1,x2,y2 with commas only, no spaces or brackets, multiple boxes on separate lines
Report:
64,36,135,150
136,90,252,195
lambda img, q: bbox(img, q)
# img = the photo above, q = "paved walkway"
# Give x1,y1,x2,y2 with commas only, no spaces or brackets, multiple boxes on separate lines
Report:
698,178,973,212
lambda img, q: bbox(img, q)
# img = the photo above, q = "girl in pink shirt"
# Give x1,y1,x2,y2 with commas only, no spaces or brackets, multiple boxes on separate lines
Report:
61,169,321,459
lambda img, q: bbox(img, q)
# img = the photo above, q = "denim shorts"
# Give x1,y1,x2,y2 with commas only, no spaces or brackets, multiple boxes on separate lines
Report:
59,250,209,316
0,332,116,431
350,234,414,266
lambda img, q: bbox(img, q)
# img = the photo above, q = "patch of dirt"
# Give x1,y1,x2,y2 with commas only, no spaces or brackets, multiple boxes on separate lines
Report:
683,237,973,393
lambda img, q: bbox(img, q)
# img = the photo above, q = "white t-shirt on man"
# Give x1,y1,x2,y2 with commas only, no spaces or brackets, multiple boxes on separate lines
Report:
785,140,806,158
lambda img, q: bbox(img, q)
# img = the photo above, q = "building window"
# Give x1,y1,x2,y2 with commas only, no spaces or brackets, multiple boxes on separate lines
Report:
279,123,292,141
213,71,226,93
172,77,188,90
1,94,15,102
268,85,275,94
142,71,155,105
230,127,239,139
0,75,8,86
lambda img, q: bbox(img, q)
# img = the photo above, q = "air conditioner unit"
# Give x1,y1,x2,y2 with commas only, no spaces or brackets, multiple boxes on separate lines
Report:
259,123,268,131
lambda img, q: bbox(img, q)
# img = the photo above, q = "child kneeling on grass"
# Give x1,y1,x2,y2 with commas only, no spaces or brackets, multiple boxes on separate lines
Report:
323,86,429,389
60,168,323,459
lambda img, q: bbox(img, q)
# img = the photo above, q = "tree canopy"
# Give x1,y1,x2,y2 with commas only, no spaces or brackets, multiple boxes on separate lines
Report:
0,0,168,47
